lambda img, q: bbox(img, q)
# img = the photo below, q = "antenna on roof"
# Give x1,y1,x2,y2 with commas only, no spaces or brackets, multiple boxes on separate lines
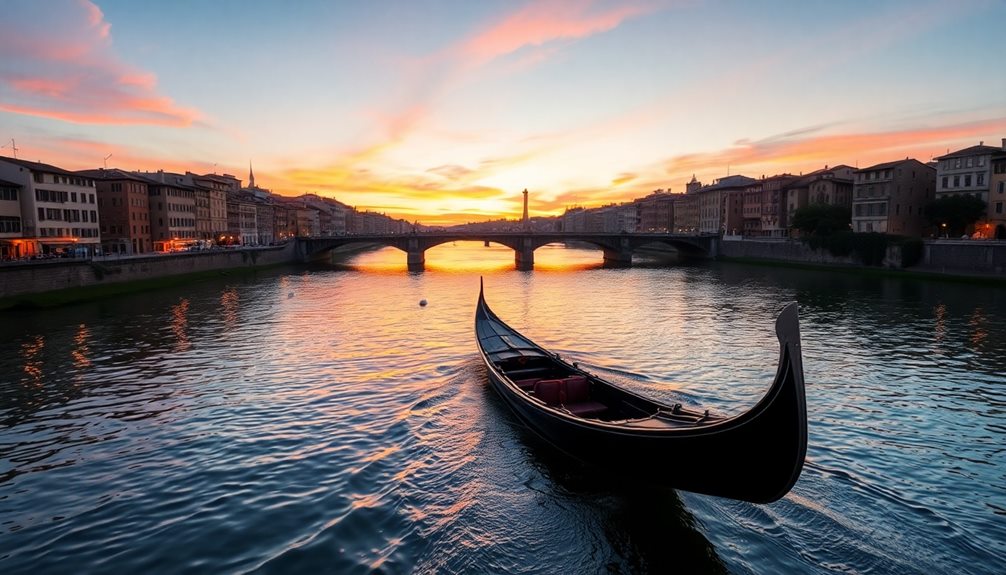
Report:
3,138,19,159
103,153,112,169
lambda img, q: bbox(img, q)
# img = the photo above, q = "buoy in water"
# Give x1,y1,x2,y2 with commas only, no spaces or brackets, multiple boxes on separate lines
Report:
419,299,428,307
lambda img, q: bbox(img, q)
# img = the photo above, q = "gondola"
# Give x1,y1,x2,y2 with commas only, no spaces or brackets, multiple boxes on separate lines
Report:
475,280,807,504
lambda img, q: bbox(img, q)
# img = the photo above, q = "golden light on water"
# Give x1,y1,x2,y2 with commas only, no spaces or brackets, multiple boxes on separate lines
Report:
339,242,614,273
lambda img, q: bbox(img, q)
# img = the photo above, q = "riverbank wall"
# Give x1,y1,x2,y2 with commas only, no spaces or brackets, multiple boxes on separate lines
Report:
0,244,296,309
719,238,1006,277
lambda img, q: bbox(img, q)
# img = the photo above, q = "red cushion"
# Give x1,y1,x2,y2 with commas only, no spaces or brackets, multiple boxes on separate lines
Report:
534,379,563,405
563,376,590,403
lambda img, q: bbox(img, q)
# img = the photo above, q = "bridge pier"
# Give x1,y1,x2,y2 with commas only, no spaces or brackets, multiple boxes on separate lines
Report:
515,238,534,270
603,237,633,267
407,250,425,271
407,238,425,271
515,248,534,270
602,248,633,267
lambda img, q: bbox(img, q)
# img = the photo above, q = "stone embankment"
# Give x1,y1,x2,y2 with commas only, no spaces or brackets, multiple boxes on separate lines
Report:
0,244,297,309
719,238,1006,277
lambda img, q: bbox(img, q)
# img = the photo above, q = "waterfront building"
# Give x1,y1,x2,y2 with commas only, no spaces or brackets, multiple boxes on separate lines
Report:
0,178,24,259
224,191,259,245
852,159,935,236
785,165,855,224
253,197,275,245
722,188,744,237
634,189,675,232
77,169,152,254
191,174,233,241
673,193,699,234
934,141,1003,204
139,171,198,251
989,152,1006,239
560,207,587,232
741,182,763,236
301,194,348,236
297,206,320,236
0,157,101,257
934,139,1006,238
758,174,799,238
695,175,756,235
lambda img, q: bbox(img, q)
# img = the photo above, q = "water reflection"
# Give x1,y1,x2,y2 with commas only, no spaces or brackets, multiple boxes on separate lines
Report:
934,303,947,345
20,335,44,384
71,324,91,370
171,298,190,352
0,249,1004,574
969,307,988,350
220,287,239,332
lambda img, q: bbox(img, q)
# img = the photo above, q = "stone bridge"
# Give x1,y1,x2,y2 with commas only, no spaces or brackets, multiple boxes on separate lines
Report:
297,232,719,271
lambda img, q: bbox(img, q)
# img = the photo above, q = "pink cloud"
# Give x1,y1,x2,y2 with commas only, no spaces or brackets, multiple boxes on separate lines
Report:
459,0,653,67
0,0,199,126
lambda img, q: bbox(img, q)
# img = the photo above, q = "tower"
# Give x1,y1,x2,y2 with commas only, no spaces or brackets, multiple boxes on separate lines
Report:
249,161,256,189
522,188,529,229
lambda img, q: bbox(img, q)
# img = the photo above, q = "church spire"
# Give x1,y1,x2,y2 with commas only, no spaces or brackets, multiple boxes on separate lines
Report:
249,160,256,188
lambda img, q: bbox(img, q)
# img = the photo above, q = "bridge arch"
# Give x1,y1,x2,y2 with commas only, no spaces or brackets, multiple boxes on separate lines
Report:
297,232,717,270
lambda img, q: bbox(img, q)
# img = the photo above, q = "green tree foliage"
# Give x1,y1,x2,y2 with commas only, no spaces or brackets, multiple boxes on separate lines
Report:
790,204,851,236
923,194,986,236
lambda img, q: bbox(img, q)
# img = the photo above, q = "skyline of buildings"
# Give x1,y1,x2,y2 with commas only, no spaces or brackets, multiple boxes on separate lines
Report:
2,135,1005,260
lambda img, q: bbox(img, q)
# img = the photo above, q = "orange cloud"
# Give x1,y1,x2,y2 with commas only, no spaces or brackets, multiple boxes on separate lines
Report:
0,1,199,127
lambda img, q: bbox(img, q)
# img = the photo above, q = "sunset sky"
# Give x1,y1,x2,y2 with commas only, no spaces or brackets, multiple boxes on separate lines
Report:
2,0,1004,226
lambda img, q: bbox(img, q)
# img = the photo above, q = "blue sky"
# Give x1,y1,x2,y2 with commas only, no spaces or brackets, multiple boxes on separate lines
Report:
2,0,1004,224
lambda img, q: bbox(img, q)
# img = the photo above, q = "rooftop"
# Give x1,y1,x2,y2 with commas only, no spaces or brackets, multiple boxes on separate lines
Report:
855,158,931,173
75,168,151,183
0,156,75,176
934,143,1006,161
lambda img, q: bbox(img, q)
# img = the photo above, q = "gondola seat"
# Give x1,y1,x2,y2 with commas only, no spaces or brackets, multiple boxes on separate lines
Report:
561,376,607,417
533,379,563,406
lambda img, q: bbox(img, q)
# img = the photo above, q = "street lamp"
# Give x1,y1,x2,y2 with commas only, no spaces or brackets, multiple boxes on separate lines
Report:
941,223,947,238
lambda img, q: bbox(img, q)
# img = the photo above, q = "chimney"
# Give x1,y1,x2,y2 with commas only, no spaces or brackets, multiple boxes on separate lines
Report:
1002,138,1005,151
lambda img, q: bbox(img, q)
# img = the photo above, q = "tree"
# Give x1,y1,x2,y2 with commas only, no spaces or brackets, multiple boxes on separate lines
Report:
790,204,851,236
923,194,986,237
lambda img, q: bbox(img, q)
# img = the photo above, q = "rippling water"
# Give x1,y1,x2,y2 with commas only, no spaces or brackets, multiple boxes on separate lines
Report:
1,243,1004,574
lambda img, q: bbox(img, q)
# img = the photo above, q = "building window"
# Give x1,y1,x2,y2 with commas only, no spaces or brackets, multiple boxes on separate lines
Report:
966,157,973,168
0,215,22,233
996,202,1003,214
0,187,17,201
979,156,985,167
999,182,1005,193
977,174,984,186
942,176,948,188
953,176,960,187
965,175,972,187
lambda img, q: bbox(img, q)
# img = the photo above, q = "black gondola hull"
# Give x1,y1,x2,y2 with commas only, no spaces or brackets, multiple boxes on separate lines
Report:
476,282,807,504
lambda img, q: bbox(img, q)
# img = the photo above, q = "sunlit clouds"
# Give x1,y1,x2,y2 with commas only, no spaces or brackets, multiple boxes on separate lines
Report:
1,0,1004,225
0,0,199,126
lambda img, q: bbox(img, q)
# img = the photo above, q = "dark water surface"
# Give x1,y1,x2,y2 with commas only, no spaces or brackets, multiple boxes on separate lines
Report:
1,243,1004,574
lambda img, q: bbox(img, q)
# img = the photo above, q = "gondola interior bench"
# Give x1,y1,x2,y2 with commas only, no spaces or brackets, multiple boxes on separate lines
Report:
532,376,608,418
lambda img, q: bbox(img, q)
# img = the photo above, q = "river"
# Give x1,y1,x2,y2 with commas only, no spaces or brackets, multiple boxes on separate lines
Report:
1,242,1004,574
